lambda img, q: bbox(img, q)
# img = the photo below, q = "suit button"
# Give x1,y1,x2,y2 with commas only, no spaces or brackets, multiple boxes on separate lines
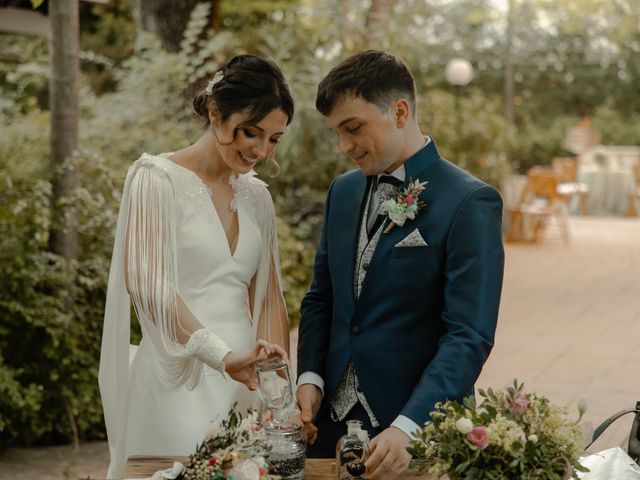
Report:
351,325,361,335
362,263,369,271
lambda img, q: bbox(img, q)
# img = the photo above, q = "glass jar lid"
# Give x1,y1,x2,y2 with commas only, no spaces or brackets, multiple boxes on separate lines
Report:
264,422,302,437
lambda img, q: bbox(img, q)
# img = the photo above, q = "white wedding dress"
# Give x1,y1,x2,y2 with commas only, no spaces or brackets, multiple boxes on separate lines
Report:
99,153,285,479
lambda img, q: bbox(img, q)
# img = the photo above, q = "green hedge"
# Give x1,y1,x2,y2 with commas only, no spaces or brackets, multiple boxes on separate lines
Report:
0,124,117,446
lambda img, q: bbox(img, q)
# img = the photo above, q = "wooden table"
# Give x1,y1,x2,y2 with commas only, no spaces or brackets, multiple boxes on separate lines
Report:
124,456,430,479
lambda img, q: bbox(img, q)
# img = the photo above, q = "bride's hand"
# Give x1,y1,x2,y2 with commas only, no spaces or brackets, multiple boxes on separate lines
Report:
223,340,287,390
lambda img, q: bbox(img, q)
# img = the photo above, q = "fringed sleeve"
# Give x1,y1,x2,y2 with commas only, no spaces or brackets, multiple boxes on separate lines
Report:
123,161,231,388
253,186,290,354
99,157,231,479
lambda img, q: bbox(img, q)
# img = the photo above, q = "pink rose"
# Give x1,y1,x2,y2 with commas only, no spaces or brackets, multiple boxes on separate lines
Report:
508,392,530,414
466,426,489,449
405,194,414,205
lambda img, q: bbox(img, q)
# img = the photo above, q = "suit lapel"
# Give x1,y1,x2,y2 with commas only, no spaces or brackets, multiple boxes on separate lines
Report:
402,139,440,189
332,173,372,305
358,140,441,291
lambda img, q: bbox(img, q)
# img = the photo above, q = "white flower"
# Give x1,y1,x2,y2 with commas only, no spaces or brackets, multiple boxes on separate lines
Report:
382,200,410,226
455,417,474,434
503,426,526,454
577,397,588,417
405,203,418,219
232,459,261,480
239,416,253,432
379,177,428,232
409,178,428,193
528,434,538,443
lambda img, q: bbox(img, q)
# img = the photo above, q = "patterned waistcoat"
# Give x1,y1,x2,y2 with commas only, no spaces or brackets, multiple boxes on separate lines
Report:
329,180,398,427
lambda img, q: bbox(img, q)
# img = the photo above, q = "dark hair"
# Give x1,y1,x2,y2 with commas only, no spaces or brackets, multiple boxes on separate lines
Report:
316,50,416,116
193,55,294,133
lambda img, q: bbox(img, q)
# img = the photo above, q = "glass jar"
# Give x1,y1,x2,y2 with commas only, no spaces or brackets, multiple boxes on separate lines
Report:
263,422,306,480
336,420,370,480
255,356,294,427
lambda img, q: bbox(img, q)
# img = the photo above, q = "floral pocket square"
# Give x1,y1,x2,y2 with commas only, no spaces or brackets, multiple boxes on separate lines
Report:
394,228,428,247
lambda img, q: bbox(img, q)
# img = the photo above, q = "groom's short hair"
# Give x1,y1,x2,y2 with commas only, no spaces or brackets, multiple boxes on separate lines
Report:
316,50,416,116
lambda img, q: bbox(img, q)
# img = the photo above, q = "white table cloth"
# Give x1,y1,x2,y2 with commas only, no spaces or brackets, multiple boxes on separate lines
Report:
579,447,640,479
578,166,636,216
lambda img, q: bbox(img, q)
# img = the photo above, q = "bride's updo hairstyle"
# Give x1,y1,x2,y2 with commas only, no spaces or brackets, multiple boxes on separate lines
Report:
193,55,294,132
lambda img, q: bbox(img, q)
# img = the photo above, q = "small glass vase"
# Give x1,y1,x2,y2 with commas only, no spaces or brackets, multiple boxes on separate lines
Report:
254,356,294,428
336,420,370,480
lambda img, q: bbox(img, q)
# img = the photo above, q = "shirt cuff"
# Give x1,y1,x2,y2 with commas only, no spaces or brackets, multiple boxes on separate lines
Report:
391,415,421,440
297,371,325,396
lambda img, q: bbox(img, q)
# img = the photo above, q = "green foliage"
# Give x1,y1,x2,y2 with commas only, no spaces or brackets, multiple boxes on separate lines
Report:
592,107,640,146
221,0,302,31
79,0,136,94
81,34,194,161
0,136,118,446
180,3,242,84
80,0,136,63
506,115,579,174
421,88,514,187
0,34,49,115
277,219,316,328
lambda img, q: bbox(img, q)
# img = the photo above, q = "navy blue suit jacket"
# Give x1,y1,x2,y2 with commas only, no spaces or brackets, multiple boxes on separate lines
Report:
297,140,504,428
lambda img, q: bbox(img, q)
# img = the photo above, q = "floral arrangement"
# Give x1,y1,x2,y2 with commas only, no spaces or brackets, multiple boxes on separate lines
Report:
408,381,589,480
381,178,428,233
178,407,275,480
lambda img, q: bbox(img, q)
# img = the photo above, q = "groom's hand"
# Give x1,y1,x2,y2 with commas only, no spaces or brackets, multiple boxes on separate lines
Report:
364,426,412,480
296,384,322,444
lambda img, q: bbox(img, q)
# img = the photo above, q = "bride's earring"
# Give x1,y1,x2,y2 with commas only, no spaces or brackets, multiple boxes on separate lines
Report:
266,152,280,176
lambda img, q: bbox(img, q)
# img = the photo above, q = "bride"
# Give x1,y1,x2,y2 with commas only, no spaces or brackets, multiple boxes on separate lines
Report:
99,55,294,479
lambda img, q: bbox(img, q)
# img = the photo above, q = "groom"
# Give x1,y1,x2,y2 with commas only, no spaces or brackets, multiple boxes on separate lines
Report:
296,51,504,479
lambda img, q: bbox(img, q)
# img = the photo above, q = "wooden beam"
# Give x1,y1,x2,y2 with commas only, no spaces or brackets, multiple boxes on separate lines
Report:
0,7,49,37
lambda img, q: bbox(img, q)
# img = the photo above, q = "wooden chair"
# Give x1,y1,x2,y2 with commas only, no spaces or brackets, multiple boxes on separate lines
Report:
507,167,570,244
626,164,640,217
552,157,589,215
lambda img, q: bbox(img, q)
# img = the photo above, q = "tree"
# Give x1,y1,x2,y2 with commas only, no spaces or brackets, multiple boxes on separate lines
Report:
365,0,394,48
48,0,82,451
504,0,514,124
49,0,79,261
127,0,221,52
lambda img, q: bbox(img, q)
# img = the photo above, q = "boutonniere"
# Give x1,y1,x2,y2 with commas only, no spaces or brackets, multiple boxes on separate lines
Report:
380,178,428,233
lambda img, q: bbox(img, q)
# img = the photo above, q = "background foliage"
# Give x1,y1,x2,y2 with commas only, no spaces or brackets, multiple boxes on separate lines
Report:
0,0,638,449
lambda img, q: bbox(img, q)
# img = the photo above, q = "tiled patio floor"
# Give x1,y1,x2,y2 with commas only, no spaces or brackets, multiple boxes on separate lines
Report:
478,215,640,453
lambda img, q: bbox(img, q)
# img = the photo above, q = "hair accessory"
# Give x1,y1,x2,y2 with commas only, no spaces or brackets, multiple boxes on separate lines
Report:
204,71,224,96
